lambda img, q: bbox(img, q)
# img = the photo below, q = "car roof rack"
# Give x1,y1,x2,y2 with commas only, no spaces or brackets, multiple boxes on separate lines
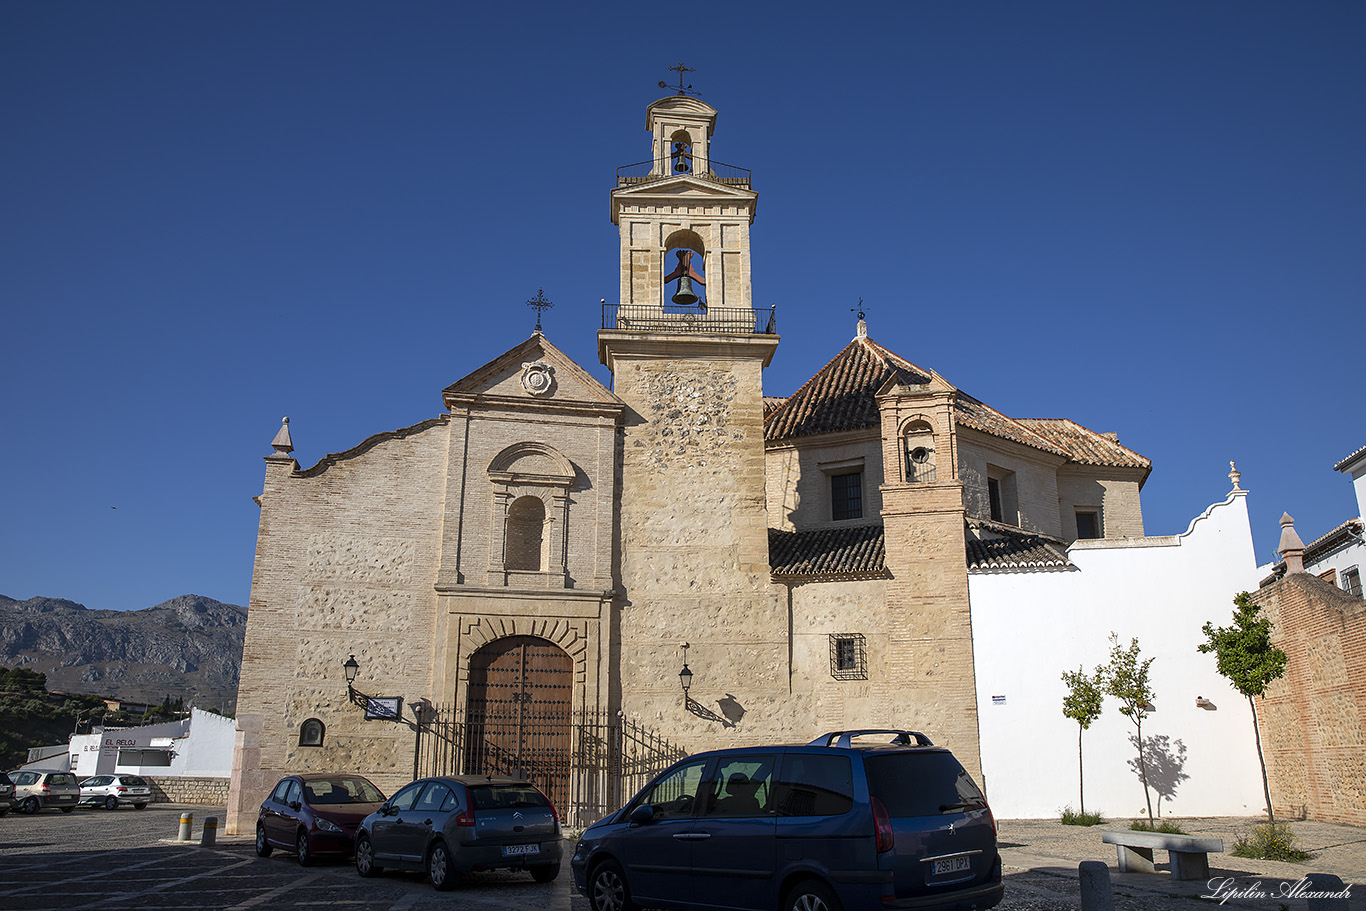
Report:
807,729,934,748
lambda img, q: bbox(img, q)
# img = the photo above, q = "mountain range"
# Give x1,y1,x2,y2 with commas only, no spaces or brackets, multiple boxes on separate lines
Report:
0,594,247,713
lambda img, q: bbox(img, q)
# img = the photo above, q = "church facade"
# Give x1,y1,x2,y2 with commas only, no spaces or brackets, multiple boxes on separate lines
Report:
226,94,1267,833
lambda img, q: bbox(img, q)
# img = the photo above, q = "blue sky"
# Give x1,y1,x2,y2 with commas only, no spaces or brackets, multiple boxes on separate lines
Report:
3,2,1362,612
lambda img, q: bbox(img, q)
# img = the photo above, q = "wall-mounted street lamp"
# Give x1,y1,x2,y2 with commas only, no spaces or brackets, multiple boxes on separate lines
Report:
678,642,693,697
344,654,360,703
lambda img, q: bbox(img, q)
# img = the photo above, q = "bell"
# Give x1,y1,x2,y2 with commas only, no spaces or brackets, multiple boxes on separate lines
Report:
671,276,698,306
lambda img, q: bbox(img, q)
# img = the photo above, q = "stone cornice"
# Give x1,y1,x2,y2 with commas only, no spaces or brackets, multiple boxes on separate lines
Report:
598,330,779,370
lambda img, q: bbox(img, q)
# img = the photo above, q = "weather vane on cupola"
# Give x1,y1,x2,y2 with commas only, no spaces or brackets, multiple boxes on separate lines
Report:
659,61,701,98
526,289,554,333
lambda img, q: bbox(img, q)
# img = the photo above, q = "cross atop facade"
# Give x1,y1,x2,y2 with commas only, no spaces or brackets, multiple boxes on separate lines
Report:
526,289,554,333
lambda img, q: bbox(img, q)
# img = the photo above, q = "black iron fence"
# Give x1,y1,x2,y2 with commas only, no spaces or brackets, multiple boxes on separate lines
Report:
414,707,688,827
615,158,752,188
603,303,776,335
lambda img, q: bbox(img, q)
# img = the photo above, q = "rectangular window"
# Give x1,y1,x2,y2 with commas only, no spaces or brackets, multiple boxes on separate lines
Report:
1075,510,1101,539
773,754,854,817
987,478,1003,522
831,472,862,521
829,633,867,680
1345,567,1363,598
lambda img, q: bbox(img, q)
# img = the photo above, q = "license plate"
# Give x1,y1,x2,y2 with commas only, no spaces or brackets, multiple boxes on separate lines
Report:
932,855,971,876
502,843,540,857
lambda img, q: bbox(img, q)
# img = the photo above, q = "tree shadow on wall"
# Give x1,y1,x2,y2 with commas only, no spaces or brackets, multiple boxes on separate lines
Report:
686,694,746,728
1127,733,1189,817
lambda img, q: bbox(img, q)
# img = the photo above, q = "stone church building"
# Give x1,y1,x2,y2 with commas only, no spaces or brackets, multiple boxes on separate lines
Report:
227,93,1261,834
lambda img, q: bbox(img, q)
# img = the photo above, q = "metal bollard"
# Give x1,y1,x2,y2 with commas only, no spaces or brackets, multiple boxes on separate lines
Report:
178,812,194,841
200,816,218,847
1303,872,1350,911
1079,860,1115,911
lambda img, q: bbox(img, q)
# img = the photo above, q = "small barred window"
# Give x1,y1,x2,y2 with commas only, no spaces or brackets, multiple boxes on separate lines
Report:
829,634,867,680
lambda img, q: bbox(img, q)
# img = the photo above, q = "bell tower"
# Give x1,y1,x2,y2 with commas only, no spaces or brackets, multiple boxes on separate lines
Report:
601,91,783,745
611,95,757,311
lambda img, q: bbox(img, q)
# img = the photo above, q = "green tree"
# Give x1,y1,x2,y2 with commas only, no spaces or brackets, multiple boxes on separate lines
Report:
1102,633,1157,823
1199,591,1288,827
1061,664,1105,815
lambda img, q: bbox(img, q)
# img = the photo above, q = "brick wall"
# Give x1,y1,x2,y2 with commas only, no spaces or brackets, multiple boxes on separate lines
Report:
146,776,230,805
1252,573,1366,826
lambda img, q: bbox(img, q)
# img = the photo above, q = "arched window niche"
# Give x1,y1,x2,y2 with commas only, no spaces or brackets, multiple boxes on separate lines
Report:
903,419,937,484
505,496,546,571
662,228,706,310
487,442,575,589
298,718,325,747
669,129,693,174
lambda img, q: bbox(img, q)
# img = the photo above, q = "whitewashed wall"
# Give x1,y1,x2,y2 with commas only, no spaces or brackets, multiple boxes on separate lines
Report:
70,709,235,778
969,488,1268,819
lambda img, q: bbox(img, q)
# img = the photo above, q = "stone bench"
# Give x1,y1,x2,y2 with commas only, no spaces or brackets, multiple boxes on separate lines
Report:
1100,830,1225,881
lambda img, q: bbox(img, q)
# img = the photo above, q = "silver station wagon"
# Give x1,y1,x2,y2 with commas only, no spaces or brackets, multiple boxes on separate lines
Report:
354,775,562,890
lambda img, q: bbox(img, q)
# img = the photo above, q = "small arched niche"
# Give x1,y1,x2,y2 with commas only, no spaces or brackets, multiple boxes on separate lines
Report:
903,419,937,484
298,718,325,747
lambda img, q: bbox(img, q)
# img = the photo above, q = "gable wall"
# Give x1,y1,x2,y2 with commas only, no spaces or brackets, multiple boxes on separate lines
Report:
957,430,1064,537
764,432,884,532
1056,465,1146,539
228,422,451,833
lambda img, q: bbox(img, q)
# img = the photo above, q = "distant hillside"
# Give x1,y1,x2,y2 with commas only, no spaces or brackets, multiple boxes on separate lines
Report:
0,594,247,713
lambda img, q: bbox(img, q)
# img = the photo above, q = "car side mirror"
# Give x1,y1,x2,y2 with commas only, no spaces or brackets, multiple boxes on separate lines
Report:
628,805,654,827
380,803,393,816
290,801,301,811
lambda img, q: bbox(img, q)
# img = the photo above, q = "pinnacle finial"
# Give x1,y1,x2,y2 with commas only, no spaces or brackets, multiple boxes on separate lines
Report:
270,416,294,454
852,300,868,339
1228,460,1242,491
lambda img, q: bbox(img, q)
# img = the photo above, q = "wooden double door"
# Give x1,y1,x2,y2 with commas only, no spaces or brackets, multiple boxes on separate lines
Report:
464,636,573,809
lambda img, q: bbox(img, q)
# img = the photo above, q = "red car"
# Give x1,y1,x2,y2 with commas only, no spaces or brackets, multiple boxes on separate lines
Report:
256,774,386,866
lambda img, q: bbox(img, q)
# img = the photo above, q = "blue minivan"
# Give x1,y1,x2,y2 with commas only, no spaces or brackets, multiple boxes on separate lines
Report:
571,730,1002,911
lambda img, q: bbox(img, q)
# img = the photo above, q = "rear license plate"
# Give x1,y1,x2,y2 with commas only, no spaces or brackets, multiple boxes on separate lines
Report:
932,855,971,876
502,843,540,857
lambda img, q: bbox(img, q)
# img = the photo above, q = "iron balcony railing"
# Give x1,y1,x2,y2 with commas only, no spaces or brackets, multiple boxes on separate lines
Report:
616,157,752,189
603,303,777,335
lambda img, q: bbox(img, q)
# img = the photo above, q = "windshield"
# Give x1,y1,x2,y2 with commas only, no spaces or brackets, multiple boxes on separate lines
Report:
864,752,986,817
304,777,385,804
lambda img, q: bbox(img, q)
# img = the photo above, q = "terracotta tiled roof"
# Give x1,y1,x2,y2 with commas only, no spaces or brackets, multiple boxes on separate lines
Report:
769,525,888,578
1015,418,1151,471
1336,444,1366,472
764,338,931,442
953,395,1071,458
966,523,1072,573
763,396,789,417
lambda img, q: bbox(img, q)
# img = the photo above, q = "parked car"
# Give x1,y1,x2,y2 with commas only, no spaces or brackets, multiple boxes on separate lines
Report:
354,775,562,890
9,770,81,814
0,771,14,816
78,774,153,810
256,774,386,866
572,729,1003,911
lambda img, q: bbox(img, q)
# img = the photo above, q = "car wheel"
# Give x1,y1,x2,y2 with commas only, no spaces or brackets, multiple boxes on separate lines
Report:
105,796,119,811
784,879,843,911
61,806,75,814
22,797,39,815
427,840,455,891
0,809,7,817
355,834,382,877
296,830,313,867
588,860,634,911
530,863,560,883
255,824,273,858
